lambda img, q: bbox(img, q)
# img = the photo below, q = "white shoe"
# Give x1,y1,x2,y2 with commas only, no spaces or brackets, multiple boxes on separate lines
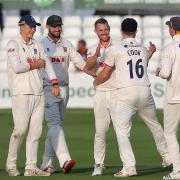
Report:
162,158,172,168
41,165,57,173
6,167,20,176
24,168,50,176
114,167,137,177
92,164,104,176
163,171,180,179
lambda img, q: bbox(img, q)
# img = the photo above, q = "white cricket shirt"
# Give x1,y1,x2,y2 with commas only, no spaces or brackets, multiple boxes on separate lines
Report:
87,39,119,91
160,35,180,103
7,34,57,96
40,35,86,86
104,38,151,88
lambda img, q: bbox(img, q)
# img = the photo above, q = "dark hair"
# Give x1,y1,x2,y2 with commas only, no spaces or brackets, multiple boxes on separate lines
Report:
78,39,86,46
94,18,109,28
121,18,137,34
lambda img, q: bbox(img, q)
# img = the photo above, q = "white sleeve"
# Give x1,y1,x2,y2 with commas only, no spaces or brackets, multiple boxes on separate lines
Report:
38,42,57,81
69,43,86,70
104,47,116,67
7,40,30,73
159,46,174,79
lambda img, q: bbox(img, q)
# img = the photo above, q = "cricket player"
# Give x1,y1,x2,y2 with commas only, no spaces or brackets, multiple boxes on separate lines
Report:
157,16,180,180
94,18,171,177
87,17,158,176
87,18,120,176
40,15,95,174
6,15,60,176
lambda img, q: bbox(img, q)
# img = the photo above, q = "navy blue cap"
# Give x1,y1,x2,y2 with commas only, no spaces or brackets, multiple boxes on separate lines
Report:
121,18,137,32
18,15,41,27
166,16,180,31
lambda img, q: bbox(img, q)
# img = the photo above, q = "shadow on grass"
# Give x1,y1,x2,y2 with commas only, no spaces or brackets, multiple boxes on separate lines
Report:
138,165,172,176
70,165,172,176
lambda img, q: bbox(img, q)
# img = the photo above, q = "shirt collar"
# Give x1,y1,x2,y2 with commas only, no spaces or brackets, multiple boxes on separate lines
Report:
123,37,136,42
47,34,61,44
18,34,34,45
100,37,112,48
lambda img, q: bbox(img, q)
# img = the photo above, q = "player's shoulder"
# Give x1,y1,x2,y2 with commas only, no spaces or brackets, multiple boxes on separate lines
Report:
39,35,47,43
163,40,174,52
7,38,19,48
60,37,73,47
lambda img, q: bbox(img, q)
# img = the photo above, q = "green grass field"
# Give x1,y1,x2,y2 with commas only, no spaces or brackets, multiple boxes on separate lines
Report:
0,109,174,180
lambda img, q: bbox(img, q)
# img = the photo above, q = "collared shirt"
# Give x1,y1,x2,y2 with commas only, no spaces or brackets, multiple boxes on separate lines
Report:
87,39,120,91
7,34,57,95
160,35,180,103
40,35,85,87
104,38,151,89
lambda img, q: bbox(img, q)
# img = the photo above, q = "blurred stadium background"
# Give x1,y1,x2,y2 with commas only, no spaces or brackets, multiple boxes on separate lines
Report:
0,1,180,179
0,0,179,109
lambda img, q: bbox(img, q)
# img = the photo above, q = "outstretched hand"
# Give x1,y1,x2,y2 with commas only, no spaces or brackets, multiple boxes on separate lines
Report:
147,41,156,59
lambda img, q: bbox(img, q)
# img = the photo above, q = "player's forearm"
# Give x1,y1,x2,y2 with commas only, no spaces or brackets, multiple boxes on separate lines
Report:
83,66,97,78
10,56,30,73
147,50,153,60
93,71,110,86
44,57,58,83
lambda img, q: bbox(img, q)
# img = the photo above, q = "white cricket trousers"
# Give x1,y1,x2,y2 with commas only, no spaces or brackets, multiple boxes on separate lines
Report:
164,102,180,173
6,95,44,170
111,86,169,169
93,90,112,165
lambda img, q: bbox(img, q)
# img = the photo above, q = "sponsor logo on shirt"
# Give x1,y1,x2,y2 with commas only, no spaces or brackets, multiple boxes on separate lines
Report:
8,48,15,53
51,57,65,63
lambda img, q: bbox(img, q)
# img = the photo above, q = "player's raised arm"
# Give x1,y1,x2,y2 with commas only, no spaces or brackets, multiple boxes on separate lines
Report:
159,46,174,79
68,42,96,77
93,46,116,87
86,43,101,70
147,41,156,60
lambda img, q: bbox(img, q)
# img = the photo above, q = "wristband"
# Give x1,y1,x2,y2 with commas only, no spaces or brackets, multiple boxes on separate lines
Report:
52,83,58,86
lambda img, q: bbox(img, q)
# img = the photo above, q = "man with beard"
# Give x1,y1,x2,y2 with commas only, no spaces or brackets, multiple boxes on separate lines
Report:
88,17,170,176
40,15,95,174
87,18,120,176
93,18,171,177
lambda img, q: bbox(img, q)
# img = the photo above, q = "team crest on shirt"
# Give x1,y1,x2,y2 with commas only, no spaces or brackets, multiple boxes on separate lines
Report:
34,48,37,54
87,52,92,56
63,47,67,52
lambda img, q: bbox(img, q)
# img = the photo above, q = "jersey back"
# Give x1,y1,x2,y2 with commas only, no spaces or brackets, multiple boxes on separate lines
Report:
106,38,151,88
